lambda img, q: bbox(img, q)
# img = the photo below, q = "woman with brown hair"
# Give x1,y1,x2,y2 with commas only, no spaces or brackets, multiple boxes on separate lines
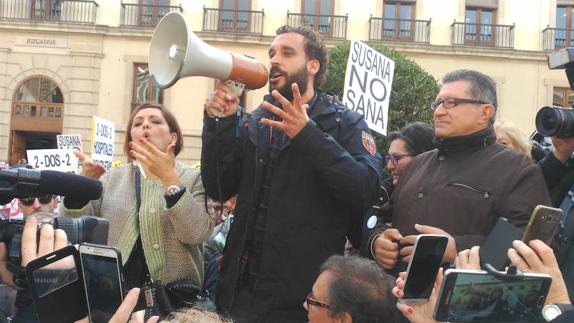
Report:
61,104,213,313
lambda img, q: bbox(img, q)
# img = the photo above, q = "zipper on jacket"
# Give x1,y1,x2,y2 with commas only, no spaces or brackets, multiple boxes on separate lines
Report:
448,182,490,199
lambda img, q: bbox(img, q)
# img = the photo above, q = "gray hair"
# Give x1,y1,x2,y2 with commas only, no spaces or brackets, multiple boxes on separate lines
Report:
319,255,398,323
442,69,497,125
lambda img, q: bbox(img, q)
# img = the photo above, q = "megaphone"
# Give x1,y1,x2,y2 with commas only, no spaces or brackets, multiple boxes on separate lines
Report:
149,11,268,92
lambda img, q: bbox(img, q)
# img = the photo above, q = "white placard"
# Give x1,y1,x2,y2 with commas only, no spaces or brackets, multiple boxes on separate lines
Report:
91,116,115,170
57,134,82,151
342,40,395,136
26,149,79,174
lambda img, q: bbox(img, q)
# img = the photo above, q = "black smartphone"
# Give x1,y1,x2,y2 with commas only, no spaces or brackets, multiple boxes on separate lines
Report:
522,205,562,245
25,245,88,323
79,243,124,323
434,269,552,323
480,217,524,270
401,234,449,304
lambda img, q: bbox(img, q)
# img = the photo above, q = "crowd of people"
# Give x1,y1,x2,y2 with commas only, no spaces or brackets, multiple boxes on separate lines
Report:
1,23,574,323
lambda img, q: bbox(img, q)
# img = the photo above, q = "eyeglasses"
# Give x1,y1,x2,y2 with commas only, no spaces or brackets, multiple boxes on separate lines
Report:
385,153,413,166
305,293,330,309
431,98,488,110
20,195,54,206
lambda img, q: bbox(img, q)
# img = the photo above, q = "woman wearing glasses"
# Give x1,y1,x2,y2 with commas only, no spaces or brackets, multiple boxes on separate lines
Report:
362,122,435,265
386,122,436,186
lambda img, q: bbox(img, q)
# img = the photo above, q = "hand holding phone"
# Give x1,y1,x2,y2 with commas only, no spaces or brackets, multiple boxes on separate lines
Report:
79,243,124,323
401,234,448,304
394,269,444,323
434,269,551,323
522,205,562,245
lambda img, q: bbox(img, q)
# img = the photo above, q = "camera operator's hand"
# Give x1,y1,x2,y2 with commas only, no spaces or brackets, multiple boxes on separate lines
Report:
74,288,159,323
455,246,481,270
75,150,106,180
373,228,402,270
393,269,442,323
508,239,571,305
400,224,457,264
204,81,239,118
0,216,67,289
551,136,574,163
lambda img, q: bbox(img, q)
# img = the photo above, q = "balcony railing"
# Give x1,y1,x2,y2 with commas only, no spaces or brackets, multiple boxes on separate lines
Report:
452,21,514,48
369,17,430,43
0,0,98,24
202,7,263,34
543,27,574,51
120,2,181,27
287,11,347,39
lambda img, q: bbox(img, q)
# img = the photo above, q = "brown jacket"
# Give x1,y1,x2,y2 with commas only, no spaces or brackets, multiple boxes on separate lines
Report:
372,127,551,271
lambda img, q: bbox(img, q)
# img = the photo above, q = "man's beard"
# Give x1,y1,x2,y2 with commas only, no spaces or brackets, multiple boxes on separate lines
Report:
269,65,309,102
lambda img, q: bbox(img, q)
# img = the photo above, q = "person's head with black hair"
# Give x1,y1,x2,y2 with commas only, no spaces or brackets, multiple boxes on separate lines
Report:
304,255,398,323
386,122,435,185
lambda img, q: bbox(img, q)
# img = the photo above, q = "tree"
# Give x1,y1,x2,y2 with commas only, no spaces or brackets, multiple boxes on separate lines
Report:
322,42,440,152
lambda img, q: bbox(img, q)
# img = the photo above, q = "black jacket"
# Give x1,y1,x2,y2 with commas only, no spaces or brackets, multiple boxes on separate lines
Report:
370,128,551,274
201,92,382,321
539,152,574,303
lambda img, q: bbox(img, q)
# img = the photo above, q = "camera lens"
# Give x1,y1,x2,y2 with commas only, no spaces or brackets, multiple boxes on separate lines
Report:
52,216,108,245
536,106,574,137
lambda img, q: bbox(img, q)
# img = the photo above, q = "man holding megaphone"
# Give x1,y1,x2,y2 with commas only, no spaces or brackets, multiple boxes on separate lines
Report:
201,25,383,322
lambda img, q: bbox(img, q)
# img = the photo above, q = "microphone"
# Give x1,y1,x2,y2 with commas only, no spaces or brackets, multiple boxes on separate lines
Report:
0,168,102,204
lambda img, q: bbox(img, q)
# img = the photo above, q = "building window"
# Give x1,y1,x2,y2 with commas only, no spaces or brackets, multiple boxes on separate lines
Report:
13,77,63,119
383,1,415,40
553,87,574,107
132,63,163,110
302,0,333,34
139,0,171,26
219,0,251,32
464,7,495,45
556,5,574,48
32,0,63,20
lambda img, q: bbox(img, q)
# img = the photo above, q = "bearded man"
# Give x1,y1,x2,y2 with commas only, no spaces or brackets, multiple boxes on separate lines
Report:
201,25,382,322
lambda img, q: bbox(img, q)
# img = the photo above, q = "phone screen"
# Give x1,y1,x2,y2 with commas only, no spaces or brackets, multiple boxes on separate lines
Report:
436,271,550,322
81,253,123,323
403,235,448,300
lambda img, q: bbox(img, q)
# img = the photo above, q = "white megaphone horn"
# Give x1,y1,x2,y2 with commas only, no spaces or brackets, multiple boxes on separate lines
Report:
149,11,269,94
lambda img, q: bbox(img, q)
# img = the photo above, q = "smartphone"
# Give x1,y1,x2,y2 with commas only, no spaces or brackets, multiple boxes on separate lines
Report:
25,245,88,323
401,234,449,304
79,243,124,323
480,217,524,270
434,269,552,323
522,205,562,245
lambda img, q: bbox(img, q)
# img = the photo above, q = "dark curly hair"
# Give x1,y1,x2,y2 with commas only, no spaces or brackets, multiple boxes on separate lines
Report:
276,25,329,88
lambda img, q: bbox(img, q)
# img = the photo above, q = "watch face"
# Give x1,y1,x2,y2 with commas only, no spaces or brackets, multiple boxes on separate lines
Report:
167,186,181,196
543,305,562,321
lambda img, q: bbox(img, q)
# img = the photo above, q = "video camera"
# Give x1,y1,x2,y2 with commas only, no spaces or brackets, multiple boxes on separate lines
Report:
536,47,574,137
0,165,106,271
1,216,108,271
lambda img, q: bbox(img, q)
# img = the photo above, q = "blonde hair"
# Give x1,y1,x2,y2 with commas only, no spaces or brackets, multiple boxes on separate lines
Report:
494,122,532,157
160,308,224,323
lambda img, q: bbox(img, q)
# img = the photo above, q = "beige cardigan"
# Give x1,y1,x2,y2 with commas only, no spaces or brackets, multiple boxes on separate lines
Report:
61,161,214,285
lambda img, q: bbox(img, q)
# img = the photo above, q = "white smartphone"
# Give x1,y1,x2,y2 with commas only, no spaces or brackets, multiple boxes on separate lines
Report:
401,234,449,304
78,243,124,323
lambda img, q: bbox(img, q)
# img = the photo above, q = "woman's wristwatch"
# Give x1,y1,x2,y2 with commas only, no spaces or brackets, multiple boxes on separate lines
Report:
165,185,183,196
542,303,574,321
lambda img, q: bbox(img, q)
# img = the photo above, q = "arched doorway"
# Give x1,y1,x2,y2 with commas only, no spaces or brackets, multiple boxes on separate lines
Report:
9,76,64,165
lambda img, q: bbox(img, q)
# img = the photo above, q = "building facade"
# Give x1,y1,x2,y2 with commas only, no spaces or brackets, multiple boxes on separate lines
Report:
0,0,571,165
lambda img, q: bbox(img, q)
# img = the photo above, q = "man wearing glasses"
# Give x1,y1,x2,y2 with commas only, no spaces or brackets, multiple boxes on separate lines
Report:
17,194,58,219
373,69,551,274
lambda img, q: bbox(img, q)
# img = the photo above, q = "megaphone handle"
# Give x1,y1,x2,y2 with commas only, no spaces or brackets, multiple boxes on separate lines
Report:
223,79,245,98
209,80,246,117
